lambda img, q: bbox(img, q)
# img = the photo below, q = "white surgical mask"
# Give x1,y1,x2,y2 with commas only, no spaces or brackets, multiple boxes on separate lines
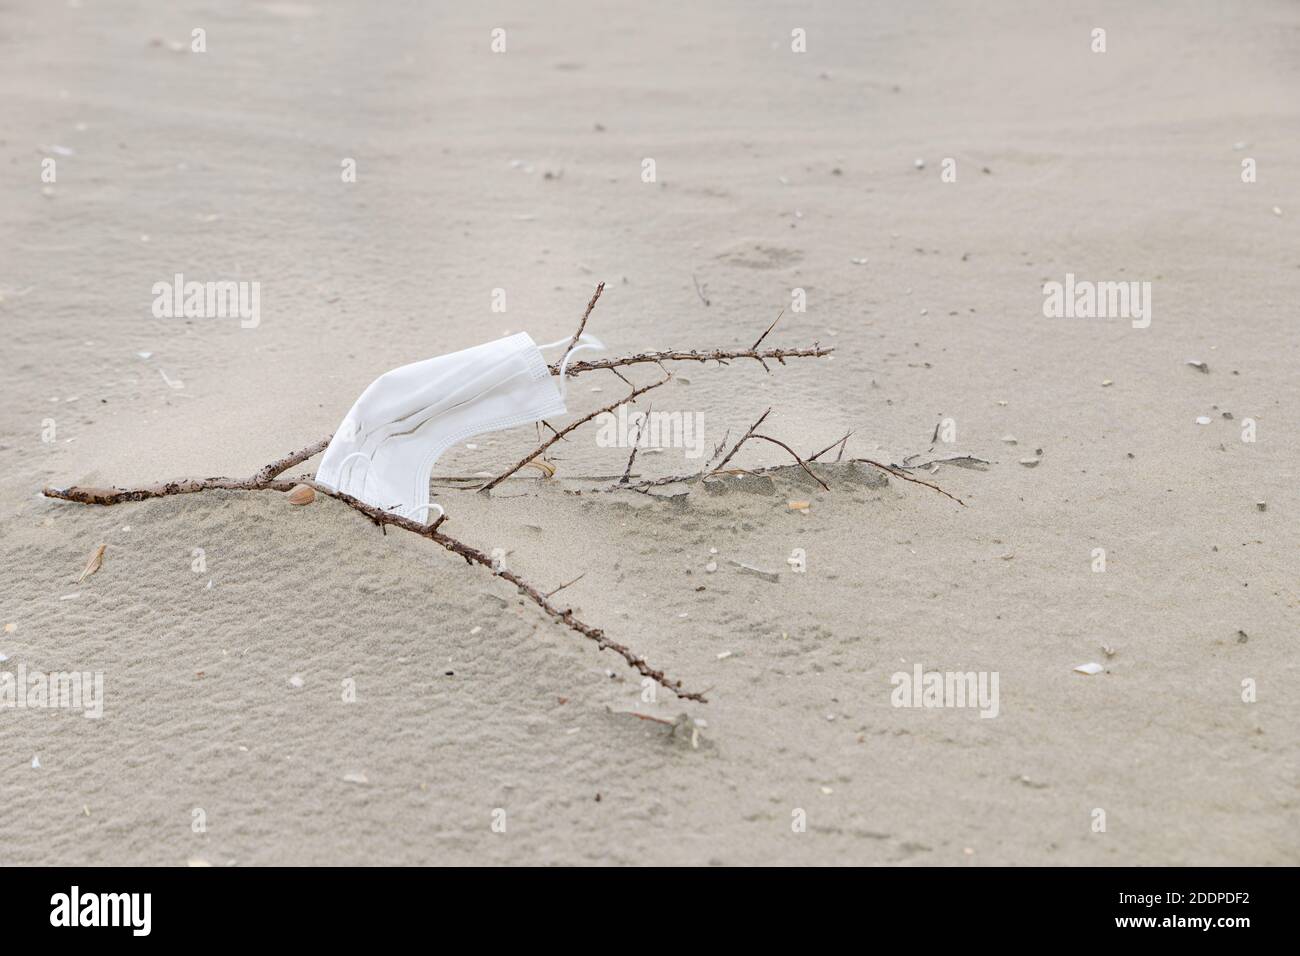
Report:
316,332,602,520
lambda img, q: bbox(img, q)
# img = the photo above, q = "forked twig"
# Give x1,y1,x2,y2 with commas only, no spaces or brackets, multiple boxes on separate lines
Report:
807,431,853,463
708,408,771,476
479,374,669,493
619,404,650,485
748,434,830,491
853,459,966,506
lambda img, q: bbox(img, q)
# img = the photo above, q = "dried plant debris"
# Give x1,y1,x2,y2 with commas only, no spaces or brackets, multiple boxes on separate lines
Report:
40,285,979,706
76,544,106,583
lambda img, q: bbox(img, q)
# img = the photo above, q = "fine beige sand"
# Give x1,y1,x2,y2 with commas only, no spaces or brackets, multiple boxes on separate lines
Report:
2,0,1297,865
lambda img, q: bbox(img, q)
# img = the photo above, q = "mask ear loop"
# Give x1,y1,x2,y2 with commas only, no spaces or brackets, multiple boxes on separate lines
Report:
404,502,445,525
538,333,605,400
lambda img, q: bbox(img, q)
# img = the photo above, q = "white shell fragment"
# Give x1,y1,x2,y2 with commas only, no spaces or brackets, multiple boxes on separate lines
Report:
730,561,779,583
1195,416,1212,425
1074,662,1105,675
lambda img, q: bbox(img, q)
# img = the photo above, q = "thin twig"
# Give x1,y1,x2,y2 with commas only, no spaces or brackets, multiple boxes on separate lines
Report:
563,281,605,359
750,309,784,350
553,345,831,378
619,404,650,484
309,484,705,700
478,373,669,493
708,408,771,475
253,437,332,483
704,430,730,470
621,711,676,726
691,274,710,307
748,434,830,491
852,459,966,506
545,573,586,598
807,431,853,463
43,476,298,505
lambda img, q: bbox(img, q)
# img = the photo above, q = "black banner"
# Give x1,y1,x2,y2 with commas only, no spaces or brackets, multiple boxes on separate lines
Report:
0,867,1278,941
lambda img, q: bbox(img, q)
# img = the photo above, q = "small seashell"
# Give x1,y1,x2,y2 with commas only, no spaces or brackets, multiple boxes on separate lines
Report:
1018,457,1041,468
1195,416,1212,425
521,459,556,479
787,500,810,512
1074,662,1104,676
286,484,315,505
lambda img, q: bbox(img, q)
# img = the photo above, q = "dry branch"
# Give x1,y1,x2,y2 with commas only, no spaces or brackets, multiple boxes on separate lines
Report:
553,345,831,378
45,469,706,701
807,431,853,463
852,459,966,506
748,434,830,491
477,373,669,493
563,281,605,359
38,285,868,708
709,408,771,475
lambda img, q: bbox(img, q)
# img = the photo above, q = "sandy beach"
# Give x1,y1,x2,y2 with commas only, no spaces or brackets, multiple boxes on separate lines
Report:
2,0,1297,865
